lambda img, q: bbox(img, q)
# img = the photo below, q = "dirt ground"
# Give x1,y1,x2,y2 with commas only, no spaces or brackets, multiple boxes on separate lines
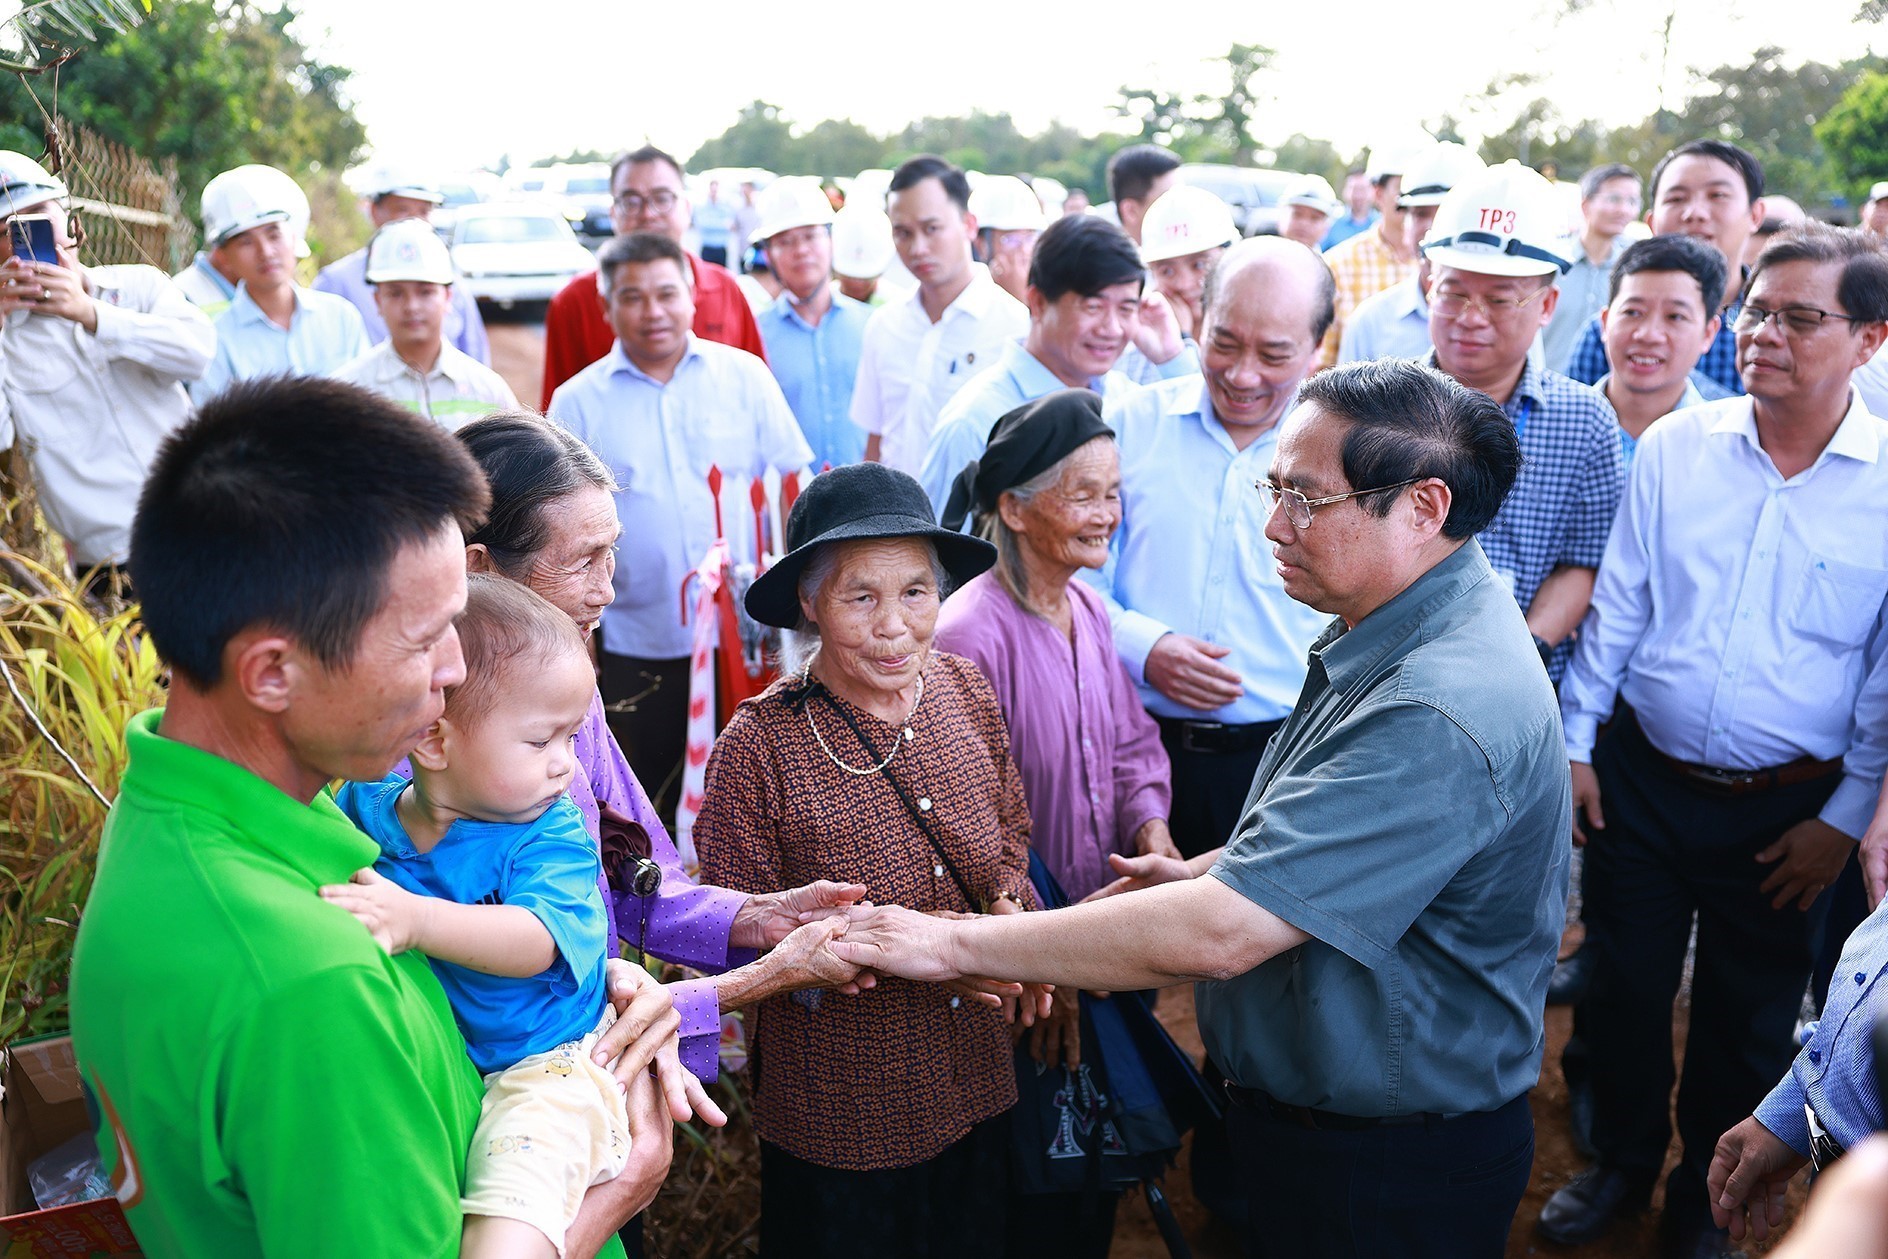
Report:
483,311,1813,1259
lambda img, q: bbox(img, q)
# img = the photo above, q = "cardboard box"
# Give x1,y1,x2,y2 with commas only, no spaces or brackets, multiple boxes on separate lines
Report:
0,1035,141,1258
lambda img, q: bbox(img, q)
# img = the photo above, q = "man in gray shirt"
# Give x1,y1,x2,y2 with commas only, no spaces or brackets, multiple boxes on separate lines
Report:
827,359,1571,1258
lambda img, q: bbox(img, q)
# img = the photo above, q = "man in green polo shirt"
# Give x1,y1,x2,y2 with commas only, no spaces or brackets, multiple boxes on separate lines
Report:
827,358,1571,1258
69,376,683,1258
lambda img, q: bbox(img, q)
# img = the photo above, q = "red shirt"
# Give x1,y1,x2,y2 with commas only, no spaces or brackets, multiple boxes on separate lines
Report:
540,252,765,408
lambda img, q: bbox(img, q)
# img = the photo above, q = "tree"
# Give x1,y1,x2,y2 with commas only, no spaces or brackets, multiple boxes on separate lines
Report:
1195,42,1273,165
1816,70,1888,203
1269,133,1345,184
687,100,794,172
1667,48,1858,205
797,119,883,179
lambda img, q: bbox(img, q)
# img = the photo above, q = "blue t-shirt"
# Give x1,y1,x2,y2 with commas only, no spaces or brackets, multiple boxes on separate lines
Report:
336,775,609,1074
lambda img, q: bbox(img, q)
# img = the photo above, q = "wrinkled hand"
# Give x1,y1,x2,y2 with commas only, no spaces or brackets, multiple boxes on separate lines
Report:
827,902,964,984
1131,290,1185,363
590,959,726,1128
1758,818,1855,912
1133,818,1183,862
1026,988,1083,1069
318,867,426,954
733,879,869,948
1769,1134,1888,1259
1080,851,1194,903
1570,761,1604,847
768,916,870,991
1707,1116,1806,1242
1145,633,1243,711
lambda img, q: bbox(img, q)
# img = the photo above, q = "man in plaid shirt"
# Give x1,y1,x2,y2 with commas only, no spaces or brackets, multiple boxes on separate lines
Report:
1562,141,1768,399
1317,148,1420,368
1419,162,1624,684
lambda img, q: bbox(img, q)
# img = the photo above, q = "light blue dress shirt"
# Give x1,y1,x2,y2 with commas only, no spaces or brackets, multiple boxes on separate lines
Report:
1096,375,1331,724
312,248,491,365
756,291,871,470
548,336,813,660
1338,276,1430,364
1595,373,1708,468
196,283,369,402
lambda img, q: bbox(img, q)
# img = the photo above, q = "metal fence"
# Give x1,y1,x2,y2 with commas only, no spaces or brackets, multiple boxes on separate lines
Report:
36,120,194,272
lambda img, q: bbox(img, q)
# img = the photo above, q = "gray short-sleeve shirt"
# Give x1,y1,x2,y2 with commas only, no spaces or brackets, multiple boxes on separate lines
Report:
1197,540,1571,1117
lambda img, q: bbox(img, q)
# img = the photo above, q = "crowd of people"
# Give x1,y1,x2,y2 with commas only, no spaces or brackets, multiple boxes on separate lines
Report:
7,122,1888,1259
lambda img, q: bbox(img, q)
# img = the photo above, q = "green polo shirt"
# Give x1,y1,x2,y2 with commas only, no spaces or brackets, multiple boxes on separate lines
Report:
1197,541,1571,1117
69,710,485,1257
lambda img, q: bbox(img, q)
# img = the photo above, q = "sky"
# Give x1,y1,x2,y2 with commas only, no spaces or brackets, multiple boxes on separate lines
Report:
292,0,1879,175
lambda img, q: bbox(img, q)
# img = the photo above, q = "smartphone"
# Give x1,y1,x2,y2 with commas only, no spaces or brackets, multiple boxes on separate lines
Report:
8,214,57,266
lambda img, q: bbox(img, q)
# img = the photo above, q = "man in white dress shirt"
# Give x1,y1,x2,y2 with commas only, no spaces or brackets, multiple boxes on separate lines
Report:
1540,222,1888,1258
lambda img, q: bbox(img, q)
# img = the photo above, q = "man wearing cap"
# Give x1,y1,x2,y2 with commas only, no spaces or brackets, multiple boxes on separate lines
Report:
831,204,894,305
540,146,764,409
1319,169,1376,251
172,165,311,322
970,175,1046,305
313,167,490,365
329,220,515,429
852,155,1028,476
1339,144,1488,366
917,214,1190,513
1564,140,1767,398
193,165,368,402
0,150,213,592
1541,164,1643,374
1317,151,1417,368
1140,185,1239,339
549,232,810,823
752,177,873,469
1278,175,1341,252
1541,222,1888,1258
1420,161,1622,683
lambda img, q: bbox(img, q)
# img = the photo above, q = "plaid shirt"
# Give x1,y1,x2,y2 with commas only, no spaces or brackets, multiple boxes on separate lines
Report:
1565,296,1745,398
1426,355,1624,682
1319,224,1417,367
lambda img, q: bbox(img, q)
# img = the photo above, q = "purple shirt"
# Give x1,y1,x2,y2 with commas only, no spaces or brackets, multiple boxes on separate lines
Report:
936,573,1172,899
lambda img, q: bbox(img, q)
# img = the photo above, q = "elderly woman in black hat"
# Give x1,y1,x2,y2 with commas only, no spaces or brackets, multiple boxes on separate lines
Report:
692,462,1048,1259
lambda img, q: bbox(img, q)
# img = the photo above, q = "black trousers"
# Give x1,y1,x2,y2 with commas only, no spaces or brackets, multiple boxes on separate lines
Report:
597,648,691,828
1582,715,1838,1225
758,1115,1009,1259
1156,719,1281,860
1227,1093,1533,1258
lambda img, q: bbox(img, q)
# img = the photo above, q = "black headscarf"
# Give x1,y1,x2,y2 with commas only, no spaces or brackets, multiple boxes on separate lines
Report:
940,388,1114,531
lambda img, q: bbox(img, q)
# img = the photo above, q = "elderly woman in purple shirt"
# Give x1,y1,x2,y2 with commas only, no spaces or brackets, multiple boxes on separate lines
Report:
455,413,867,1086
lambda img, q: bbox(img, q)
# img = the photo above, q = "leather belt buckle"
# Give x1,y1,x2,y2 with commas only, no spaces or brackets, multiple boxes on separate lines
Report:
1181,722,1228,755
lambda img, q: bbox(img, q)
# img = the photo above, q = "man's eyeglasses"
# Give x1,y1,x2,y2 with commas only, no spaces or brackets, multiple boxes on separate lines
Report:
1732,303,1868,337
614,190,679,216
1255,478,1420,529
1430,284,1553,322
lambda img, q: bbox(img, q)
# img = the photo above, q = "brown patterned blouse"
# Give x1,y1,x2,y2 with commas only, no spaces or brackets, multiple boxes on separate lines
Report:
693,651,1037,1170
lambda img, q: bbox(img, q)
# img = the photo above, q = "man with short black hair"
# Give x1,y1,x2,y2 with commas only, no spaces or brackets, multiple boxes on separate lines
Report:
1595,234,1725,462
1106,144,1181,245
852,155,1028,474
69,374,689,1259
1318,149,1418,367
1544,223,1888,1257
540,145,764,408
550,233,811,822
830,357,1571,1258
1542,163,1643,373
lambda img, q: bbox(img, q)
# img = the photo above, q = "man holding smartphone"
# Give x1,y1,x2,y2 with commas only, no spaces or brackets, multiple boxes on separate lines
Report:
0,150,214,594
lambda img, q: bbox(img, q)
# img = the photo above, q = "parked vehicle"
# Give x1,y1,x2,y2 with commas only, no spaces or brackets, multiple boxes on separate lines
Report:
449,202,597,309
1176,163,1305,237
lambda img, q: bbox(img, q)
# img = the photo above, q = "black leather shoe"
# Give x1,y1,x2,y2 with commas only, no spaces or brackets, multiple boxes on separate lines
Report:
1537,1166,1651,1245
1548,947,1594,1005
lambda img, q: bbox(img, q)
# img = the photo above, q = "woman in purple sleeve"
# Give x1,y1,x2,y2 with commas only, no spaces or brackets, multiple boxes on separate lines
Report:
934,389,1180,1255
455,413,869,1088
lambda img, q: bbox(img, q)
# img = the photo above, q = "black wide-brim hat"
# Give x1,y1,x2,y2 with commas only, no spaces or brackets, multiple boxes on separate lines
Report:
744,463,997,629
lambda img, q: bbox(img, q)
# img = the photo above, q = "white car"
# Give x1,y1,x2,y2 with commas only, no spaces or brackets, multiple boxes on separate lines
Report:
450,203,597,308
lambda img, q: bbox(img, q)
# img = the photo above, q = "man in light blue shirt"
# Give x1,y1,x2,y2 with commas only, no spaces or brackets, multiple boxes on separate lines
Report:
920,213,1190,513
1099,236,1335,861
1338,272,1431,363
549,232,811,821
751,178,871,469
195,217,367,402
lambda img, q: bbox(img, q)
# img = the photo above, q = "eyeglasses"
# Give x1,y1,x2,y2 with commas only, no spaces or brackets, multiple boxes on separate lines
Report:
1255,478,1420,529
1732,303,1868,337
613,190,679,216
1430,283,1553,322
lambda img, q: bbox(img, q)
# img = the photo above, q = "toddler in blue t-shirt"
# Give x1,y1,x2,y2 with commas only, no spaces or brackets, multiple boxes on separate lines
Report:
324,573,627,1259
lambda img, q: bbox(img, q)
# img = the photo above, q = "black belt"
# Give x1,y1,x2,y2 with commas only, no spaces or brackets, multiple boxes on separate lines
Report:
1158,717,1282,756
1621,707,1843,797
1222,1083,1445,1131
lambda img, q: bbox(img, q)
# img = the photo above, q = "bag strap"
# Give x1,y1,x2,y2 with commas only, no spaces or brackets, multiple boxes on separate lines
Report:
812,684,987,913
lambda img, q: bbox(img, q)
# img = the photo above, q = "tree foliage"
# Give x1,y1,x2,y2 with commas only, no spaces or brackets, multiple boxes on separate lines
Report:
1816,70,1888,203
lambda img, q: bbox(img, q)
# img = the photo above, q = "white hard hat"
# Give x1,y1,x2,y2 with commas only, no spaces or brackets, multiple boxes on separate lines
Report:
1279,174,1342,217
969,176,1046,232
1365,130,1436,184
0,151,67,218
360,163,444,205
755,176,834,242
1421,161,1575,278
1139,186,1238,263
831,204,893,279
202,164,311,250
1398,143,1488,208
365,218,455,284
